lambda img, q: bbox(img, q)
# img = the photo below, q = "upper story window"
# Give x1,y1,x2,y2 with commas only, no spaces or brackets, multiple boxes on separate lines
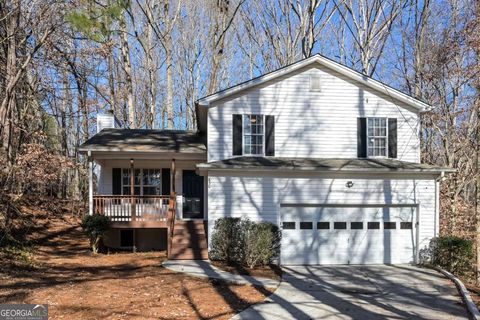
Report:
243,114,264,155
367,117,387,157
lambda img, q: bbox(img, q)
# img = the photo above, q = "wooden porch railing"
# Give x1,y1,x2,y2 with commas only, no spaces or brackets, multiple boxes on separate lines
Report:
93,195,170,222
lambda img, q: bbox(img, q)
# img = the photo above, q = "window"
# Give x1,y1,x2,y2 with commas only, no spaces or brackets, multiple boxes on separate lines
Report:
142,169,162,195
122,168,162,195
244,115,264,155
367,118,387,157
283,222,295,229
400,222,413,229
351,222,363,229
368,222,380,229
317,222,330,229
122,168,141,195
384,222,396,229
334,222,347,229
300,222,313,229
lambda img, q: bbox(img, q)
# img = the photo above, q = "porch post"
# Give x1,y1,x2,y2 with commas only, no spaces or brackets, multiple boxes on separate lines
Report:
88,151,93,215
171,158,176,194
130,158,136,221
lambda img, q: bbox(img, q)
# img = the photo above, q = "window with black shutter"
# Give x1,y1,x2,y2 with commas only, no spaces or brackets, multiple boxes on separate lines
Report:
359,117,398,158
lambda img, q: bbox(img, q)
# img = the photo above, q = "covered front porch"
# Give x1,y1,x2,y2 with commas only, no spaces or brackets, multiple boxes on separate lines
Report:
89,157,204,229
80,129,208,258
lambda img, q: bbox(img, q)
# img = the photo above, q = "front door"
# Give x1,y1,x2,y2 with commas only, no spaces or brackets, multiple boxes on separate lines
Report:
182,170,204,219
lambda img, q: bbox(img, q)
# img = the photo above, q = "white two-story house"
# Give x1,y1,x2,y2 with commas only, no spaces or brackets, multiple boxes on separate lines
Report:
80,54,453,265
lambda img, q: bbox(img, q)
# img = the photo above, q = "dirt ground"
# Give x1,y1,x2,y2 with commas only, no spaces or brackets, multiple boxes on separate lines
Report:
0,207,273,319
211,260,282,281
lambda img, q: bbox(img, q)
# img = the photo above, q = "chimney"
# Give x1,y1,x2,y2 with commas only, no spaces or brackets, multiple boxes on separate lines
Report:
97,110,121,133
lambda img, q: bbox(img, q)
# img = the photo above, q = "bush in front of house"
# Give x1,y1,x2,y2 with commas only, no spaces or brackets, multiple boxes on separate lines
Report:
81,214,110,254
209,217,281,267
244,221,281,268
430,236,473,276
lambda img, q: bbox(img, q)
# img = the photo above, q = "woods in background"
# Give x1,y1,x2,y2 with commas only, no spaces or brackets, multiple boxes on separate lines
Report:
0,0,478,240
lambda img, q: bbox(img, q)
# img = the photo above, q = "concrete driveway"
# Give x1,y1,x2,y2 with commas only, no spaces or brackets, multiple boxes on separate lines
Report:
233,265,469,320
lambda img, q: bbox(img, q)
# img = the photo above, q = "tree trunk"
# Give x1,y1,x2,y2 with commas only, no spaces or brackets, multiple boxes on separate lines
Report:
120,14,135,128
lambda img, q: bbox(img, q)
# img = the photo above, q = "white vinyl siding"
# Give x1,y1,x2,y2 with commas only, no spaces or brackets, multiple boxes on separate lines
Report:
207,171,438,259
207,65,420,162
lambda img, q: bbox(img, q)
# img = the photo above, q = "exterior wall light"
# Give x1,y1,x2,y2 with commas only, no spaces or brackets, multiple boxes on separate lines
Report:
346,181,354,188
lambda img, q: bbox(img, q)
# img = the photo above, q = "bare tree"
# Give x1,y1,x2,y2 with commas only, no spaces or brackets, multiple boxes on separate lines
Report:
334,0,409,76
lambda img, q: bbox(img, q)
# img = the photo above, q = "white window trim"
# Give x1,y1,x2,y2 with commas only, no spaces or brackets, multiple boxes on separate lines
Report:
121,168,162,196
242,114,265,156
367,117,388,158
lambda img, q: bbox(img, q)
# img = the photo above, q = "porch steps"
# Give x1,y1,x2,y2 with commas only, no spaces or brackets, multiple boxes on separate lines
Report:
169,221,208,260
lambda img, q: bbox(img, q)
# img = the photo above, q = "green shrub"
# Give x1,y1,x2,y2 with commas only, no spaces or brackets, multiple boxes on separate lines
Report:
209,217,281,267
81,214,110,254
430,236,473,276
209,217,243,263
244,222,281,268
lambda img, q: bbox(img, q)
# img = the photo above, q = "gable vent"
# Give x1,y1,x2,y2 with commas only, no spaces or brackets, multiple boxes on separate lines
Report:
310,75,321,92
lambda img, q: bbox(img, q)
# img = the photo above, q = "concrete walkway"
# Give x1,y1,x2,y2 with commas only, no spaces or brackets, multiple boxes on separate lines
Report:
162,260,280,287
233,265,469,320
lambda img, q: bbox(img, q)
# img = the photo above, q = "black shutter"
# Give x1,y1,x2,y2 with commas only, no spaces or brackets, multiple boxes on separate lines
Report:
388,118,397,158
162,168,171,196
232,114,243,156
357,118,367,158
112,168,122,195
265,115,275,156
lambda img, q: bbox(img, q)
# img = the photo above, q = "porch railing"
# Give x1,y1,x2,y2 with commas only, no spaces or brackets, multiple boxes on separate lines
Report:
93,195,170,222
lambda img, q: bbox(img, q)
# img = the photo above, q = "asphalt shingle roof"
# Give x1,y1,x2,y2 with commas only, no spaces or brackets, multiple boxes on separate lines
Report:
197,156,454,173
79,129,206,154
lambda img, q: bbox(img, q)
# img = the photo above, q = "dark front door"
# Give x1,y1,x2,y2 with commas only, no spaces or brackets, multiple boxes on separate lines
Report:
182,170,204,219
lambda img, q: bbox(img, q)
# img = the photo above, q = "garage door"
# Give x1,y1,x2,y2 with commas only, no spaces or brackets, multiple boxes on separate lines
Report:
280,205,417,265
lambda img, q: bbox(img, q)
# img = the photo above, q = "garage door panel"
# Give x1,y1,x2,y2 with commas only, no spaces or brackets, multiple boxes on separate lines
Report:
281,206,417,265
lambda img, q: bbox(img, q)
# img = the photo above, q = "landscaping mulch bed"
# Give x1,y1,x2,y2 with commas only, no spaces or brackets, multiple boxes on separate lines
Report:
211,260,282,281
0,200,273,319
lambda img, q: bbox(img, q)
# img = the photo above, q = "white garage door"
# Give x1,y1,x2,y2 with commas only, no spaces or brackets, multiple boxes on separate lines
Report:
280,205,417,265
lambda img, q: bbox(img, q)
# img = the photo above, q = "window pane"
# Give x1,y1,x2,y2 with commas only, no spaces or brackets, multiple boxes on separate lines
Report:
400,222,413,229
351,222,363,229
143,186,160,195
144,169,161,186
300,222,313,229
122,186,140,195
134,169,141,185
283,222,295,229
368,222,380,229
122,169,130,185
244,116,251,133
384,222,396,229
317,222,330,229
334,222,347,229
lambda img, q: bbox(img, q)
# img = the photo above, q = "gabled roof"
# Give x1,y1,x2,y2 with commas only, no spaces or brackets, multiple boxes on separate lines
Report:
197,157,454,174
79,129,206,154
196,54,431,112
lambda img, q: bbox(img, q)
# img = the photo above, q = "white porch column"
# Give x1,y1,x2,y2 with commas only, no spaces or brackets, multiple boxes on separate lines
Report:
88,150,93,215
